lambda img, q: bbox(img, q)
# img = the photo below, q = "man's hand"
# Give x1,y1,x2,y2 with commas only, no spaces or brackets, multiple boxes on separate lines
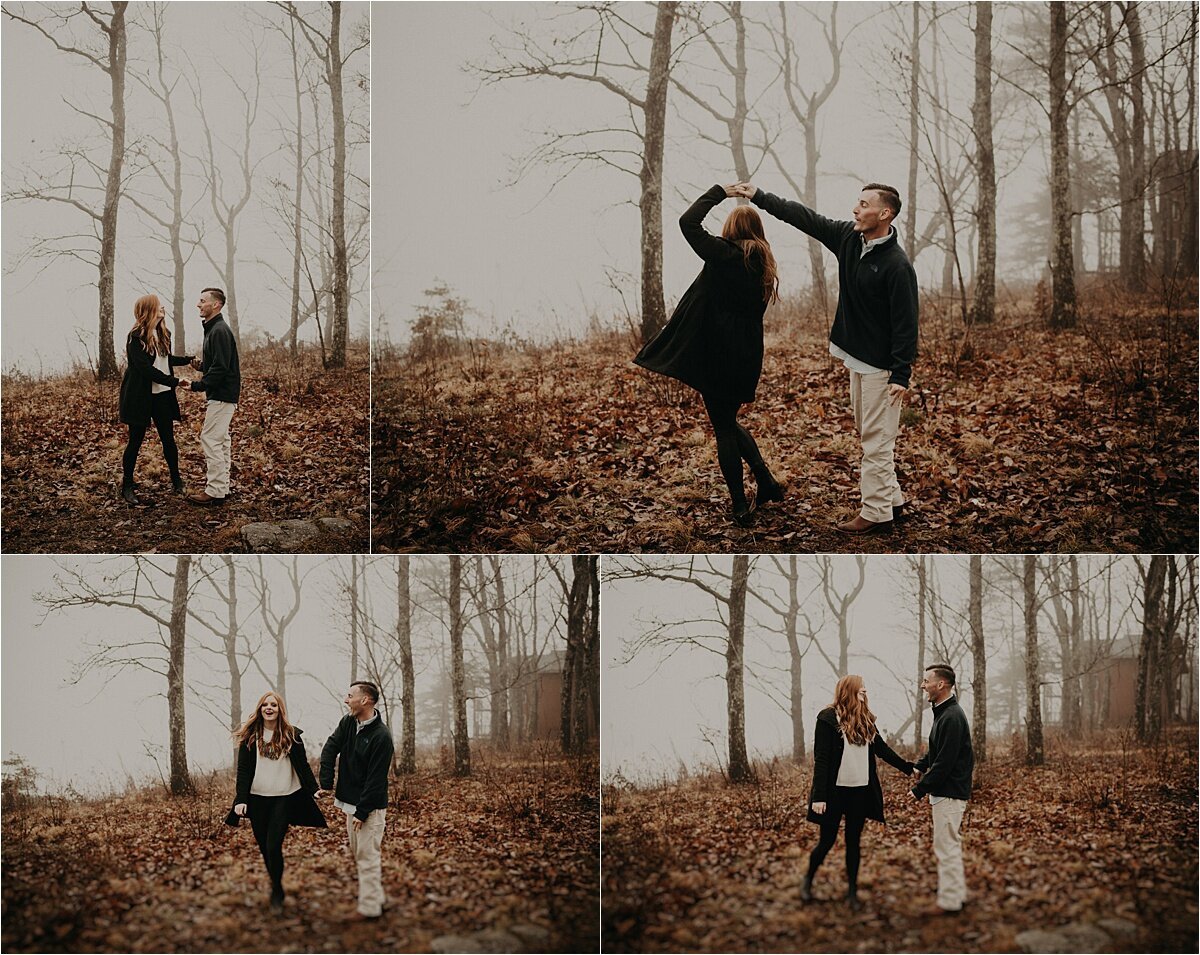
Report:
731,181,756,199
912,768,923,782
910,788,924,801
352,816,364,832
314,788,330,799
889,383,907,406
811,801,826,815
190,357,202,371
723,183,742,198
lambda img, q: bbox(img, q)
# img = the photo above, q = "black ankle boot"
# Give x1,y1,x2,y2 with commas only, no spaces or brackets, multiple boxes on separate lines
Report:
847,889,862,913
731,503,754,527
171,475,185,494
756,477,785,506
270,883,284,912
121,479,138,505
799,874,813,901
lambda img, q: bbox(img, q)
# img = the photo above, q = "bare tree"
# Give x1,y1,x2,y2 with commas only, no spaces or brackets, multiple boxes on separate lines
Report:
396,555,416,774
1023,556,1044,766
249,557,307,700
1048,2,1077,327
448,555,470,775
2,1,129,379
477,2,680,343
970,1,997,325
969,555,987,763
819,555,867,678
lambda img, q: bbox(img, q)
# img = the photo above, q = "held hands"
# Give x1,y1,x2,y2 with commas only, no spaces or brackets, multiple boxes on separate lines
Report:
314,789,330,799
811,801,827,815
725,182,755,199
234,803,248,817
190,357,202,371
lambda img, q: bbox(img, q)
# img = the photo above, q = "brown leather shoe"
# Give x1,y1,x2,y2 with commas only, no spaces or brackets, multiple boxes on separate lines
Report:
187,491,225,506
837,515,893,535
919,904,963,917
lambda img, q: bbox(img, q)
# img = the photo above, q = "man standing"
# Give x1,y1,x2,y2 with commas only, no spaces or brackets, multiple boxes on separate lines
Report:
734,181,919,534
318,681,394,920
911,664,974,915
188,287,241,506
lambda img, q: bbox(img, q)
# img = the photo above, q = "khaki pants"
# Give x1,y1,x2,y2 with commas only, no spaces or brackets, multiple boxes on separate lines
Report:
931,797,967,910
345,809,387,917
200,400,236,498
848,370,904,523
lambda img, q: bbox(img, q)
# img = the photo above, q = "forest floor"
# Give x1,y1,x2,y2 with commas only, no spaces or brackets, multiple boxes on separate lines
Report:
601,727,1198,953
1,746,599,953
2,343,369,553
373,292,1197,553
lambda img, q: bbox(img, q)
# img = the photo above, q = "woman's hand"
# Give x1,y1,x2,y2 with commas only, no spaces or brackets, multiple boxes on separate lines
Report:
811,801,826,815
234,803,248,817
723,183,741,198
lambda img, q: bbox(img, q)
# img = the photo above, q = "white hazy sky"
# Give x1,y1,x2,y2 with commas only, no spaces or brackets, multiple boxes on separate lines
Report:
601,555,1144,783
2,554,569,795
373,1,1071,346
1,1,369,373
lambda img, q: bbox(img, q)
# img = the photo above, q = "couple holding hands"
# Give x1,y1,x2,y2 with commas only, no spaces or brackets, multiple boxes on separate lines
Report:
117,287,240,507
634,180,919,533
805,668,974,915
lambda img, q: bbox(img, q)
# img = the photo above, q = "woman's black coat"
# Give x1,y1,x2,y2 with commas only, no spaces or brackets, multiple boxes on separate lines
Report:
633,184,769,405
118,332,191,426
807,706,913,825
224,727,328,829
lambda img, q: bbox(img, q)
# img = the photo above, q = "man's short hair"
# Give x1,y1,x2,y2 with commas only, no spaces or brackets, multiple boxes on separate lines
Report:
201,287,227,306
350,680,380,703
926,664,956,686
862,182,902,218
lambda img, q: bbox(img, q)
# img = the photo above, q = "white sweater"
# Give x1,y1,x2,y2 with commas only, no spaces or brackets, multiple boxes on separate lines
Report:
250,729,301,797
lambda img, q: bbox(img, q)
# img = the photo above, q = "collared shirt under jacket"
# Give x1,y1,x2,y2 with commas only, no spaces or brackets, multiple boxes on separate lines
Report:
633,184,769,404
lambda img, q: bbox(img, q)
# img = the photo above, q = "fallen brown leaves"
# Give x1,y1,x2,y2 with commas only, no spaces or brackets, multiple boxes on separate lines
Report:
372,300,1197,553
1,343,369,553
601,727,1198,953
1,745,599,953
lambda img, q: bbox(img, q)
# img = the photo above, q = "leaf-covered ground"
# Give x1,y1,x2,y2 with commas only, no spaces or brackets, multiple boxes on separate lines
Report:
1,746,599,953
2,344,369,553
601,728,1198,953
372,300,1198,554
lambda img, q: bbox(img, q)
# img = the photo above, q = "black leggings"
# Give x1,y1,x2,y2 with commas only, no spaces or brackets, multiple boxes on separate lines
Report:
807,786,869,894
122,392,179,484
248,794,291,890
701,393,770,509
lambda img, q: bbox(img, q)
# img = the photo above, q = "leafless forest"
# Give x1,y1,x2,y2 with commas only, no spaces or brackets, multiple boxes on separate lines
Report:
2,554,599,951
1,1,370,551
374,1,1197,553
602,554,1198,952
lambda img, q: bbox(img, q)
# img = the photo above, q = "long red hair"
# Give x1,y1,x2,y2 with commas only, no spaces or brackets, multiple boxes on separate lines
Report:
833,674,877,746
233,691,298,759
131,294,171,357
722,205,779,304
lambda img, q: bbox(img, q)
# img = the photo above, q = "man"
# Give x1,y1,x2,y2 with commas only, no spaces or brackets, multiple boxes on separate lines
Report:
733,181,918,534
188,287,241,506
318,681,394,920
911,663,974,915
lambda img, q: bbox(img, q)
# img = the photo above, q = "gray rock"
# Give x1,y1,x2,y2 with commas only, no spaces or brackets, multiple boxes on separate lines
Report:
507,924,551,949
1095,918,1137,939
1016,923,1113,955
315,516,354,536
1016,930,1071,953
276,519,319,549
241,522,282,552
429,930,523,954
1059,922,1113,953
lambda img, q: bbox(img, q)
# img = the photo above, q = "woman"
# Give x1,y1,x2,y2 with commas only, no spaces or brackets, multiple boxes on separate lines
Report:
802,674,914,912
633,184,785,527
117,294,193,504
225,692,327,912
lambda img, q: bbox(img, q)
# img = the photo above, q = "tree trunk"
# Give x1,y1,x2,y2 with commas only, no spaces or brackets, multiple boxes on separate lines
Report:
1023,556,1045,766
288,16,305,356
349,555,359,682
449,555,470,775
167,555,193,795
970,2,996,324
905,1,920,263
1136,556,1168,741
1127,1,1147,290
587,555,601,737
784,557,805,761
1049,2,1077,328
97,3,128,380
222,556,241,770
328,0,349,367
638,1,677,343
397,556,416,774
969,555,987,763
1067,555,1083,736
727,555,752,783
914,555,927,748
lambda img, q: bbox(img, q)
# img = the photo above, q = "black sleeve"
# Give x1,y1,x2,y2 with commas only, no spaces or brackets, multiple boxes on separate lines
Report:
234,741,255,805
169,352,193,367
126,336,180,388
320,717,350,790
810,717,836,804
355,732,395,821
192,327,231,394
872,728,914,775
679,184,742,264
886,261,919,388
291,731,320,794
751,188,853,253
912,714,964,797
